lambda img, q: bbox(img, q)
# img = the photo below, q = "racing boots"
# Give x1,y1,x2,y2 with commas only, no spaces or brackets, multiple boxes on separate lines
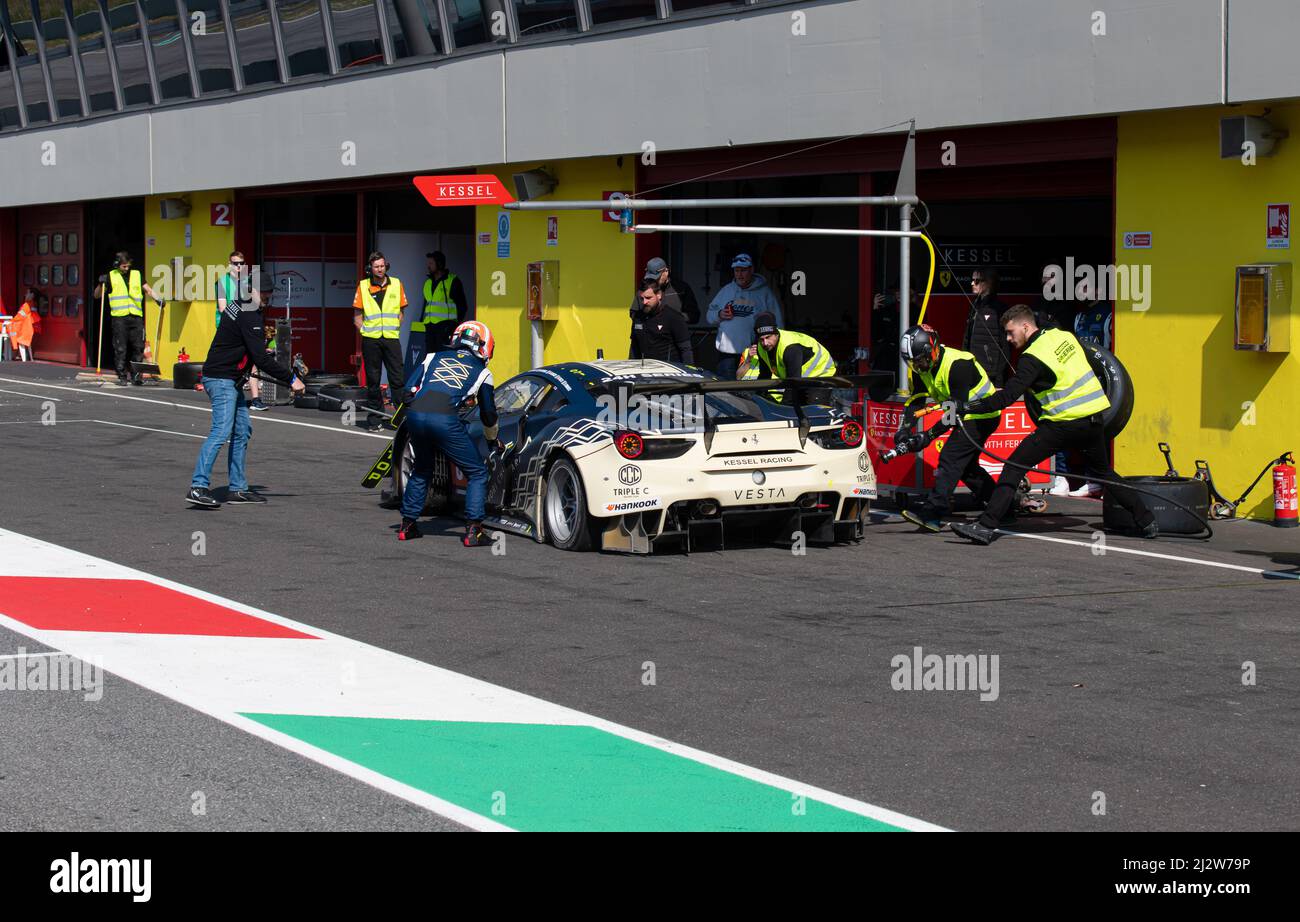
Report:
397,518,422,541
950,521,1000,545
900,509,944,532
463,523,491,547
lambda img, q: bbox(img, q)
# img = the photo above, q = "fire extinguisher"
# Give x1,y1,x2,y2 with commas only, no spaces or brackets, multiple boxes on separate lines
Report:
1274,452,1298,528
178,345,189,363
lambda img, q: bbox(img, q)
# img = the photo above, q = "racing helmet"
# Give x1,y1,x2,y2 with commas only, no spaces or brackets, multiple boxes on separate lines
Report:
452,321,495,360
900,324,941,372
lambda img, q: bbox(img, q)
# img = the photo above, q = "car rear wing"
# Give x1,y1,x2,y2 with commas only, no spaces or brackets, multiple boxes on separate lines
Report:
595,373,892,452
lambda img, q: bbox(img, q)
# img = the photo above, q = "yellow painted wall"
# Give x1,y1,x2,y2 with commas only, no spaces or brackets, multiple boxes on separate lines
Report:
1115,105,1300,519
143,190,236,376
474,157,635,381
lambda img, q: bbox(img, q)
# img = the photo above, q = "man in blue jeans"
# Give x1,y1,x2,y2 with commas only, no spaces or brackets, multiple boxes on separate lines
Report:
187,294,304,507
397,321,500,547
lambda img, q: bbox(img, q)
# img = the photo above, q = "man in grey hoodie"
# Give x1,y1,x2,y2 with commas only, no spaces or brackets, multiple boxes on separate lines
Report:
706,253,784,379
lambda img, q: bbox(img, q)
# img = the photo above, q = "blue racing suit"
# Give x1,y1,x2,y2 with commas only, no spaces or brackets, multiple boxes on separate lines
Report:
400,348,499,523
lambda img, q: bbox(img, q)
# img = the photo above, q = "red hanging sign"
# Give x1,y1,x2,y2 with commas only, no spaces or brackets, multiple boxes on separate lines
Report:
414,175,515,206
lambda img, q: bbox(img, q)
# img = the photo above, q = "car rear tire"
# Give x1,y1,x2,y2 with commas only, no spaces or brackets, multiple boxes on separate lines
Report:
391,428,450,514
544,457,601,551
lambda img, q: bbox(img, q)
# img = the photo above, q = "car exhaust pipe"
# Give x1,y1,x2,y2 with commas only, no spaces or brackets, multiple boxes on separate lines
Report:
696,499,720,518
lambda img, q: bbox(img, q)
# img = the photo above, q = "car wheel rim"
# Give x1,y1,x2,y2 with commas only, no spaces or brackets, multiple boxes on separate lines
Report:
547,465,580,543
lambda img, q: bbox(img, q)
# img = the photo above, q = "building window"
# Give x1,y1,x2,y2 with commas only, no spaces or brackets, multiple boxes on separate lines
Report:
382,0,441,60
68,264,80,286
37,233,49,254
5,2,51,123
587,0,656,27
53,264,65,285
104,0,155,106
512,0,578,39
444,0,507,50
52,232,63,253
38,264,50,285
145,2,197,101
0,32,23,129
668,0,743,14
277,0,331,77
67,296,81,318
67,231,78,253
329,0,384,70
231,0,284,86
70,3,118,113
38,9,84,118
187,1,237,92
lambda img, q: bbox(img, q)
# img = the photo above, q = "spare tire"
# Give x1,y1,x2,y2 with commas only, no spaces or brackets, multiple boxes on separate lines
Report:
293,395,320,409
1024,342,1132,439
316,384,370,411
1103,476,1209,535
305,373,357,387
173,361,204,390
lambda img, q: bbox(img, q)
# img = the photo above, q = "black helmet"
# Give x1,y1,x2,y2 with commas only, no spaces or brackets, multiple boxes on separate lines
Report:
900,324,941,371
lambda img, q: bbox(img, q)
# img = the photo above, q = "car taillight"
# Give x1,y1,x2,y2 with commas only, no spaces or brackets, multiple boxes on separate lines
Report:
840,421,864,447
614,431,644,459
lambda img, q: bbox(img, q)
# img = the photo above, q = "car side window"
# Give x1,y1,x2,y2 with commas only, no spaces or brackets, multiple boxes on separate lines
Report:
538,387,569,413
495,377,544,414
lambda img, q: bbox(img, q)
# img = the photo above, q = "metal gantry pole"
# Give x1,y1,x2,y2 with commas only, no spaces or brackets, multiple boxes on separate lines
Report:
899,203,911,397
504,196,919,211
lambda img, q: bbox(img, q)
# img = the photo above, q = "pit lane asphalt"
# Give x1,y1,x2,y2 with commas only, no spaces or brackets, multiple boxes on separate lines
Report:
1,364,1296,832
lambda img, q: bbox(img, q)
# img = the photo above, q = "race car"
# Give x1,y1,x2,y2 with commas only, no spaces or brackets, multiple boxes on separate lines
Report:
376,359,877,553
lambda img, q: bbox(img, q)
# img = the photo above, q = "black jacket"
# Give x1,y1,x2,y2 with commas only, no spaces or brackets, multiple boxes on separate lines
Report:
962,294,1012,385
204,309,296,384
966,329,1055,415
628,277,699,325
629,304,694,365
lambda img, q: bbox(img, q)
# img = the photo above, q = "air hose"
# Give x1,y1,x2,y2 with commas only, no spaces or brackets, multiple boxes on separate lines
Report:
939,412,1217,540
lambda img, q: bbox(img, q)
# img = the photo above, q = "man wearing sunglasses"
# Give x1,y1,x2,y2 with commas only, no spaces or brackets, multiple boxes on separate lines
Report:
961,269,1012,386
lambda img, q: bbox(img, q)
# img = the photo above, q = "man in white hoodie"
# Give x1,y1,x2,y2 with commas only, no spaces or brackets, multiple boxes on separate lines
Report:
707,253,784,379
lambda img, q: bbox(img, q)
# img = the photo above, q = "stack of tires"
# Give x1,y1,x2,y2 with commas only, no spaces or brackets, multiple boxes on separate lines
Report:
293,373,362,410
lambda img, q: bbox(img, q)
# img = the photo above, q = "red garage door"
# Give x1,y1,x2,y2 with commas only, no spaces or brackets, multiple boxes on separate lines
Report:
18,204,86,365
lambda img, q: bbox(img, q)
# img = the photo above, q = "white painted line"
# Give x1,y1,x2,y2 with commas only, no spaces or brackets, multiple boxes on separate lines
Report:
0,388,61,401
0,526,947,832
0,376,389,440
90,419,207,440
999,529,1300,581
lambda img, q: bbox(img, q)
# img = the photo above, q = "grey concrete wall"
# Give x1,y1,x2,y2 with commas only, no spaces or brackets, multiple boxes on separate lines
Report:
2,0,1294,208
1227,0,1300,103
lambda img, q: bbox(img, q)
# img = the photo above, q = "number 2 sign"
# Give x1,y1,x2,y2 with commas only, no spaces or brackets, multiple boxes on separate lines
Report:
211,203,232,227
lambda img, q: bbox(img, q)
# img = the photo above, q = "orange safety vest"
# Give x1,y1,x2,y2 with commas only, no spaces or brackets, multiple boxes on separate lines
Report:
10,302,40,348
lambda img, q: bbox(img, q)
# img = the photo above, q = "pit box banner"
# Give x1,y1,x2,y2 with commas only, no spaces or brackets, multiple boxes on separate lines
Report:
866,400,1051,491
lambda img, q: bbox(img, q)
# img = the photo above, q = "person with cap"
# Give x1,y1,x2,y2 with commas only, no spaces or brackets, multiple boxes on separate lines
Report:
892,325,1000,532
629,279,694,365
92,251,166,385
738,312,835,403
353,250,409,430
630,256,699,324
409,250,470,369
949,304,1156,545
706,253,783,380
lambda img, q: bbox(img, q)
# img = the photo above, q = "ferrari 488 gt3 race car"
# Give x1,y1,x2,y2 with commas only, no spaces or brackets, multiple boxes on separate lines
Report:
375,359,877,553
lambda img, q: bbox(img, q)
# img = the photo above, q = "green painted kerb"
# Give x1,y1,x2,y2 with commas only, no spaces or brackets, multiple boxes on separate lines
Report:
242,714,905,832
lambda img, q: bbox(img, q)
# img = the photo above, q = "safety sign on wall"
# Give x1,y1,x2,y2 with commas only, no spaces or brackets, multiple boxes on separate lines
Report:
1121,232,1152,249
1267,203,1290,249
497,213,511,258
547,216,559,247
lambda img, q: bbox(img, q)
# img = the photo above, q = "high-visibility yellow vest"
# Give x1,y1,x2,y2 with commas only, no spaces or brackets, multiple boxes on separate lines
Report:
108,269,144,318
413,274,458,332
1023,328,1110,421
741,329,835,380
357,276,404,340
917,346,1000,421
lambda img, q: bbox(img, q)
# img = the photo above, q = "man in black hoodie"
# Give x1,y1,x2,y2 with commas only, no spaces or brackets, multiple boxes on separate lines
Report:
186,289,304,507
962,269,1012,385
